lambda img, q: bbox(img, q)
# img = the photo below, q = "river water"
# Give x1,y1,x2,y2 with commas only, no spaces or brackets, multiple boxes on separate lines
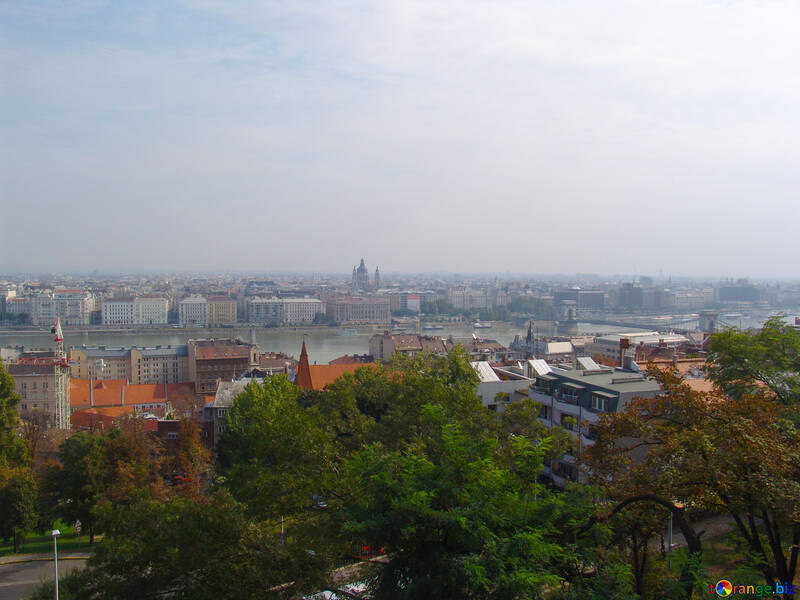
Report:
2,311,788,364
0,322,647,364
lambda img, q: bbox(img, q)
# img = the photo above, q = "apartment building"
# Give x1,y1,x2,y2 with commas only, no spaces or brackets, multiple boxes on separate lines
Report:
102,298,135,325
187,339,259,395
69,345,190,384
246,297,323,324
131,346,189,384
325,297,390,324
179,296,208,326
525,360,661,487
8,363,67,425
586,332,688,364
207,296,238,326
28,289,94,327
69,347,131,380
133,297,169,325
369,332,448,361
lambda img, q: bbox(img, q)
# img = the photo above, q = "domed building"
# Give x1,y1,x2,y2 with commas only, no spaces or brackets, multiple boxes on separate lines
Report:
351,258,371,292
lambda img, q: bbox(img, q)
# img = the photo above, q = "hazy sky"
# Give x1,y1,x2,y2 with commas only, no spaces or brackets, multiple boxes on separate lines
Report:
1,1,799,277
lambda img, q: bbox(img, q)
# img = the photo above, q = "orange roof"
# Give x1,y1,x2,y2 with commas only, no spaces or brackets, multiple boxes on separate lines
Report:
295,341,374,390
69,379,125,408
304,363,372,390
69,379,195,409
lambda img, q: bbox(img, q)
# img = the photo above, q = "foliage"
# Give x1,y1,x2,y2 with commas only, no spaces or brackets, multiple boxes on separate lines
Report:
30,489,327,600
706,316,800,407
0,466,39,553
45,426,163,541
345,407,563,599
0,361,28,466
313,312,339,326
586,367,800,595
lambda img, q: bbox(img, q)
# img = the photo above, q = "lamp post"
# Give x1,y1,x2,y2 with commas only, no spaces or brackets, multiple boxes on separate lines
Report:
51,529,61,600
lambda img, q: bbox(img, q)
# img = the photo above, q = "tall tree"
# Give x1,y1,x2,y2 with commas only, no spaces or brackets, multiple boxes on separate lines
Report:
0,466,39,553
0,362,28,466
586,368,800,598
345,405,564,599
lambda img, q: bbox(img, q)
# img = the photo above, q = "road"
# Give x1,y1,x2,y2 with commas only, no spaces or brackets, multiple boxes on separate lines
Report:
0,554,87,600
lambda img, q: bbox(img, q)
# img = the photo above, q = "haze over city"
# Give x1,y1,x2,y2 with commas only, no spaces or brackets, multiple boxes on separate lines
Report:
2,1,799,277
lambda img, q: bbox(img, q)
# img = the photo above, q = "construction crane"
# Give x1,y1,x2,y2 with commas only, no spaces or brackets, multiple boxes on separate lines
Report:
50,318,70,429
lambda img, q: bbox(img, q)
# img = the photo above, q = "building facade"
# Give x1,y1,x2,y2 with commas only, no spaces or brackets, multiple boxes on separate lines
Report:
326,297,390,324
102,298,136,325
246,297,323,324
179,296,208,326
187,339,259,395
8,363,67,425
207,296,238,326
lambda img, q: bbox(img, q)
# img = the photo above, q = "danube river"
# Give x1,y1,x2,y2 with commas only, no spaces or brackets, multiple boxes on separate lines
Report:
0,322,647,364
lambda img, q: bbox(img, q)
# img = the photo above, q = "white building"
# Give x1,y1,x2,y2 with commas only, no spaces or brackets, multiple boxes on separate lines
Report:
30,290,94,327
102,298,135,325
586,332,689,363
133,297,168,325
246,297,323,325
179,296,208,326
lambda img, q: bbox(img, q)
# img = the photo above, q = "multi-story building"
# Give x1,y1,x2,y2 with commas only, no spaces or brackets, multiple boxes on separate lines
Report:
69,345,190,385
69,347,132,381
446,286,508,310
179,296,208,326
130,346,189,384
187,339,259,396
207,296,238,326
369,332,449,361
524,360,662,487
5,297,32,321
27,289,94,327
0,285,15,315
586,332,688,364
246,297,323,324
325,297,390,324
8,363,68,425
553,289,605,314
133,297,169,325
102,298,136,325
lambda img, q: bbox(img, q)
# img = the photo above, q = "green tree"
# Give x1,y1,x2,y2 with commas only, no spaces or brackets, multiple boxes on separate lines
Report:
706,316,800,406
0,362,28,466
586,368,800,598
31,489,329,600
47,426,162,544
0,466,39,553
345,405,564,599
46,433,106,543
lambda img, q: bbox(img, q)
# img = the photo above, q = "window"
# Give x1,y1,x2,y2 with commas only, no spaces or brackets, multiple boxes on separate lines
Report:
591,395,614,412
167,432,179,440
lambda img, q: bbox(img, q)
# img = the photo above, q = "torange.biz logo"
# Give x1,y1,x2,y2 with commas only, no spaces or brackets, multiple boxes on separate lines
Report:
712,579,796,596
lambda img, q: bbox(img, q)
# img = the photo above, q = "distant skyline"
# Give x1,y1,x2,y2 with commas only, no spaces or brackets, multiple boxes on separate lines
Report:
2,1,799,277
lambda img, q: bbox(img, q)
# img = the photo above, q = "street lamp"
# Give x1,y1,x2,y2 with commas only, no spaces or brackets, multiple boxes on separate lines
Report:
51,529,60,600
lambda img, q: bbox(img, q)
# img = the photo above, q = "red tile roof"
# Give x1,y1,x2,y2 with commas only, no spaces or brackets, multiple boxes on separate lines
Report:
69,379,195,409
295,341,375,390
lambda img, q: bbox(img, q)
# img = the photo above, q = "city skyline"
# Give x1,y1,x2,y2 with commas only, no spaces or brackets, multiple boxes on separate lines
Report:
2,1,799,277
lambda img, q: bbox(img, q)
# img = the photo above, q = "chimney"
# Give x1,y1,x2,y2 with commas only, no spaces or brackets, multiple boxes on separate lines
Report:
121,385,125,405
90,379,94,407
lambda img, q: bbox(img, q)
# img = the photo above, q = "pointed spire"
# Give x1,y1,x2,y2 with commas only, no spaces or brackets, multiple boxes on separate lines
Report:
296,339,312,390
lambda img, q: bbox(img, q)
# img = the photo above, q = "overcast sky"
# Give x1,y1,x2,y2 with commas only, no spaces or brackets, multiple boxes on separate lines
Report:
1,0,798,277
